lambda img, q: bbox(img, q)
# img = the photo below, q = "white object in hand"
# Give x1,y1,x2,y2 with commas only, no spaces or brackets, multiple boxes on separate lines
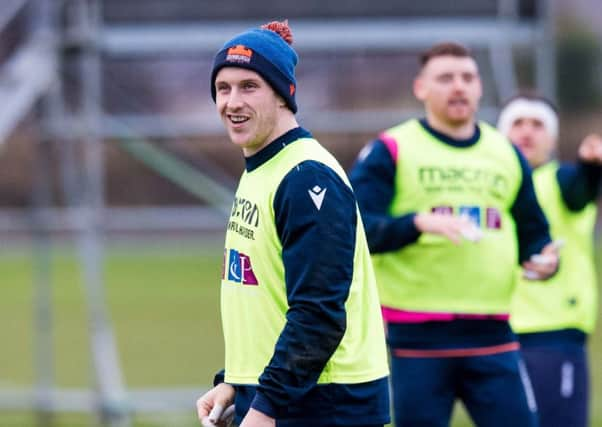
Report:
220,405,235,424
530,254,556,265
523,269,541,280
202,404,236,427
529,239,564,265
523,239,563,280
458,215,483,242
209,404,225,423
201,416,217,427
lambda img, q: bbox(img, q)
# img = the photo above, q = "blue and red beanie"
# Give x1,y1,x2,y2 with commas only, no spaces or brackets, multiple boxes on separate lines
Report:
210,20,298,113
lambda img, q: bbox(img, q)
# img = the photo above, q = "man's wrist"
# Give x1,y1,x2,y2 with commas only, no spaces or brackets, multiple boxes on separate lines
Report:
213,369,225,386
250,391,277,418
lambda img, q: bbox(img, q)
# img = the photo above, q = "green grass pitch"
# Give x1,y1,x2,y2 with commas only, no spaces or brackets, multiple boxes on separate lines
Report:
0,239,600,426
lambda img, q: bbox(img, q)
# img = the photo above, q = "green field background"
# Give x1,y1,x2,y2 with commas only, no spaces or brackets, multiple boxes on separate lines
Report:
1,238,600,427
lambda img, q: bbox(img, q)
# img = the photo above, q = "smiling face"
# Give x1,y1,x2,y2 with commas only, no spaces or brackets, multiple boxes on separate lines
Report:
214,67,285,156
414,55,482,131
506,116,556,168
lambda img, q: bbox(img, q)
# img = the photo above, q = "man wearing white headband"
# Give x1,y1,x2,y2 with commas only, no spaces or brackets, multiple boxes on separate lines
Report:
498,93,602,427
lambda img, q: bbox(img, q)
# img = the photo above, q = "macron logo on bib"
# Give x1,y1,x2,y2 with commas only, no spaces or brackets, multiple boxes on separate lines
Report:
308,185,327,210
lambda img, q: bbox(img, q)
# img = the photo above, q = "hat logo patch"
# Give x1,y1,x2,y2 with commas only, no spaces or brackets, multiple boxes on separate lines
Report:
226,45,253,63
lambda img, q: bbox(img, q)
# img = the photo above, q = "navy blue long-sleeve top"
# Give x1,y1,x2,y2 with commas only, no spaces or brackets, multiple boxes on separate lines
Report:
221,127,389,426
556,160,601,210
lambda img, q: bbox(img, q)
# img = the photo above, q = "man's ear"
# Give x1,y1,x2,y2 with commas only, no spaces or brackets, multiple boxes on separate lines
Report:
277,95,286,108
413,76,426,102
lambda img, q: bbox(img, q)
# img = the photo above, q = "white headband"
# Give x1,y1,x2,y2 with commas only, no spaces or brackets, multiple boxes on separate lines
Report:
497,98,558,140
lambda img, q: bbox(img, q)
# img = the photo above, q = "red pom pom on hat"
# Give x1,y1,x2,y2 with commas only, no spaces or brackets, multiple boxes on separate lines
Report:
261,20,293,45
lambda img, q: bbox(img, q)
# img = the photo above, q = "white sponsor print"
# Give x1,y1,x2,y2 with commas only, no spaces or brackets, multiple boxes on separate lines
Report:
561,361,574,398
308,185,327,210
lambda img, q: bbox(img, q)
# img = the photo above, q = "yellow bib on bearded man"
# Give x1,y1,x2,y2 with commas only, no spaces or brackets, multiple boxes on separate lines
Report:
373,119,522,314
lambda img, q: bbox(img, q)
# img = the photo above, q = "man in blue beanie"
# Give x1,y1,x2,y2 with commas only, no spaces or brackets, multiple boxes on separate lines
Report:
196,20,390,427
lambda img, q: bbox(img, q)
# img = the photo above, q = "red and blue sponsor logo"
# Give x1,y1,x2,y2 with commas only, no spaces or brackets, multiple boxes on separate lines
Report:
431,205,502,230
458,205,481,227
431,205,454,215
485,207,502,230
223,248,258,285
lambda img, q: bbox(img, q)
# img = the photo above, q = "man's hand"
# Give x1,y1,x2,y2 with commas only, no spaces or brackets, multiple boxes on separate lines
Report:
578,133,602,165
522,240,561,281
239,408,276,427
414,213,483,244
197,383,236,427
